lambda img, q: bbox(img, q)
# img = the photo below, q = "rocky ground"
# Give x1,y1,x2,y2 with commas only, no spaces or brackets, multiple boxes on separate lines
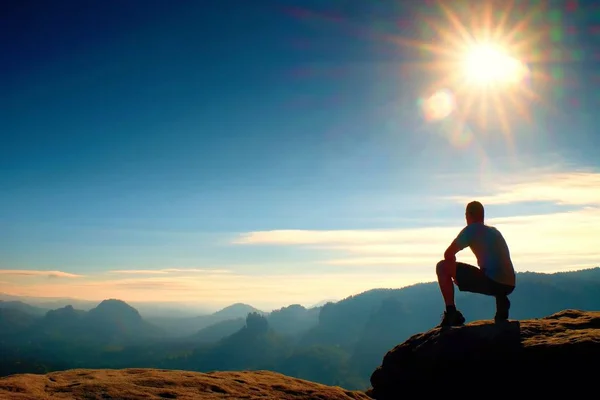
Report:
0,368,370,400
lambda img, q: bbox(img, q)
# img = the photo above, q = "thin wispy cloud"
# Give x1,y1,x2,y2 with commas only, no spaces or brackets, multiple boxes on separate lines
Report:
0,270,83,279
162,268,232,274
109,268,232,275
109,269,170,275
448,170,600,206
233,227,458,246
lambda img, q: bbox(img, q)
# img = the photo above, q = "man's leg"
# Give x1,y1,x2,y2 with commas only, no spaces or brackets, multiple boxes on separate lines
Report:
495,295,510,321
454,264,515,322
493,284,514,322
436,260,465,327
436,259,456,309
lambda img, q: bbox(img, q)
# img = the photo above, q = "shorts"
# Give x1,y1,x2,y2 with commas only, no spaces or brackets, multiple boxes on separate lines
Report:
455,262,514,297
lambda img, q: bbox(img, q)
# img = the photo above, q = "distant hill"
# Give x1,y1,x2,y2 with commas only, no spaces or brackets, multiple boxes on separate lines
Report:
182,304,320,343
268,304,320,337
0,308,37,337
0,293,98,311
82,299,163,341
146,303,264,337
192,317,246,343
309,299,339,308
0,300,49,316
1,299,163,349
212,303,264,319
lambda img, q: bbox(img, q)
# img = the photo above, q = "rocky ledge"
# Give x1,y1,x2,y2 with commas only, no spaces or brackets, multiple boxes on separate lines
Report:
0,368,370,400
368,309,600,398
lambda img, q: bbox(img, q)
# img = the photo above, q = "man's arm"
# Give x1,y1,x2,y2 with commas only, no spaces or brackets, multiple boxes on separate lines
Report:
444,240,461,262
445,225,472,261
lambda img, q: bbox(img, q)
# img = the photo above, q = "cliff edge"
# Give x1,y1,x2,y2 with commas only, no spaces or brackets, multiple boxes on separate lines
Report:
368,309,600,398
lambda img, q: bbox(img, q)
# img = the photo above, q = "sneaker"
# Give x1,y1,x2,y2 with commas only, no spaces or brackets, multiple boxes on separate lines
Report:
439,309,466,327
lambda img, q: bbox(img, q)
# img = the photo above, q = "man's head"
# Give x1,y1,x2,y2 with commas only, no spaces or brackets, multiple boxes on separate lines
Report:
465,201,484,224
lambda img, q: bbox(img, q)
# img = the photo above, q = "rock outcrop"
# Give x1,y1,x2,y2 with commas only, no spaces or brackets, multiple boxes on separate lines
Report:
368,309,600,398
0,369,370,400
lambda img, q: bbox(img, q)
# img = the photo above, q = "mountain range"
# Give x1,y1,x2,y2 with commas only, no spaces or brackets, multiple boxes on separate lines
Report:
1,267,599,389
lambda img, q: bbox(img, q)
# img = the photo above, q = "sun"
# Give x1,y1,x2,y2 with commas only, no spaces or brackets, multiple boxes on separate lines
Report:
462,43,528,86
389,0,551,146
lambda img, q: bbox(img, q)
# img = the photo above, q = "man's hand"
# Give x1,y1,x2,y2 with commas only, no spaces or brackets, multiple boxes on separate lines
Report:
444,240,460,262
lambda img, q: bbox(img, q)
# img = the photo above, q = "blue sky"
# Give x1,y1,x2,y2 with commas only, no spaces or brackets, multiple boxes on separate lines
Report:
1,0,599,310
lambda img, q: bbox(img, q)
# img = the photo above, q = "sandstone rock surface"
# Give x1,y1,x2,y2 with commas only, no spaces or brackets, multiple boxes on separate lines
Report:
0,368,371,400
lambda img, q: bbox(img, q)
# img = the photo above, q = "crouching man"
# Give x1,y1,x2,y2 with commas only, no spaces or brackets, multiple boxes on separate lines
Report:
436,201,516,327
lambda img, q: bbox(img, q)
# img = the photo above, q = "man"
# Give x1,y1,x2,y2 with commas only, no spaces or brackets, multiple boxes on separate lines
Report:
436,201,516,327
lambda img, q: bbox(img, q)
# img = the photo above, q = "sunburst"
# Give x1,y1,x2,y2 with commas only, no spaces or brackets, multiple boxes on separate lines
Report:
391,0,552,148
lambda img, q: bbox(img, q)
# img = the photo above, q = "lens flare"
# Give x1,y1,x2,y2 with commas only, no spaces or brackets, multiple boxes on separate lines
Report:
389,0,550,151
421,89,456,122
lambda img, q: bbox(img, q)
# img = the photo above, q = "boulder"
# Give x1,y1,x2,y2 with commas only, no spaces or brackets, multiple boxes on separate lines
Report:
368,309,600,398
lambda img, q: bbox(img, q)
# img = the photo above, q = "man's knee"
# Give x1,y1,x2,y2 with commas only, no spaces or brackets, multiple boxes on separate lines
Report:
436,260,446,276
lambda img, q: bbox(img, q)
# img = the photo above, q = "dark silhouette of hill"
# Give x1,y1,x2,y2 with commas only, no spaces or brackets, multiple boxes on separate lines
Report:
213,303,264,319
179,312,290,372
0,308,37,337
37,305,88,341
300,289,394,351
34,299,161,345
149,302,320,340
367,309,600,398
1,299,162,348
348,297,411,379
268,304,320,338
0,300,49,316
192,317,245,343
146,302,264,337
83,299,161,340
0,293,98,311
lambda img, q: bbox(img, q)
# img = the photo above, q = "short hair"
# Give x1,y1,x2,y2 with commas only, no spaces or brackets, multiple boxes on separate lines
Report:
466,201,484,221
